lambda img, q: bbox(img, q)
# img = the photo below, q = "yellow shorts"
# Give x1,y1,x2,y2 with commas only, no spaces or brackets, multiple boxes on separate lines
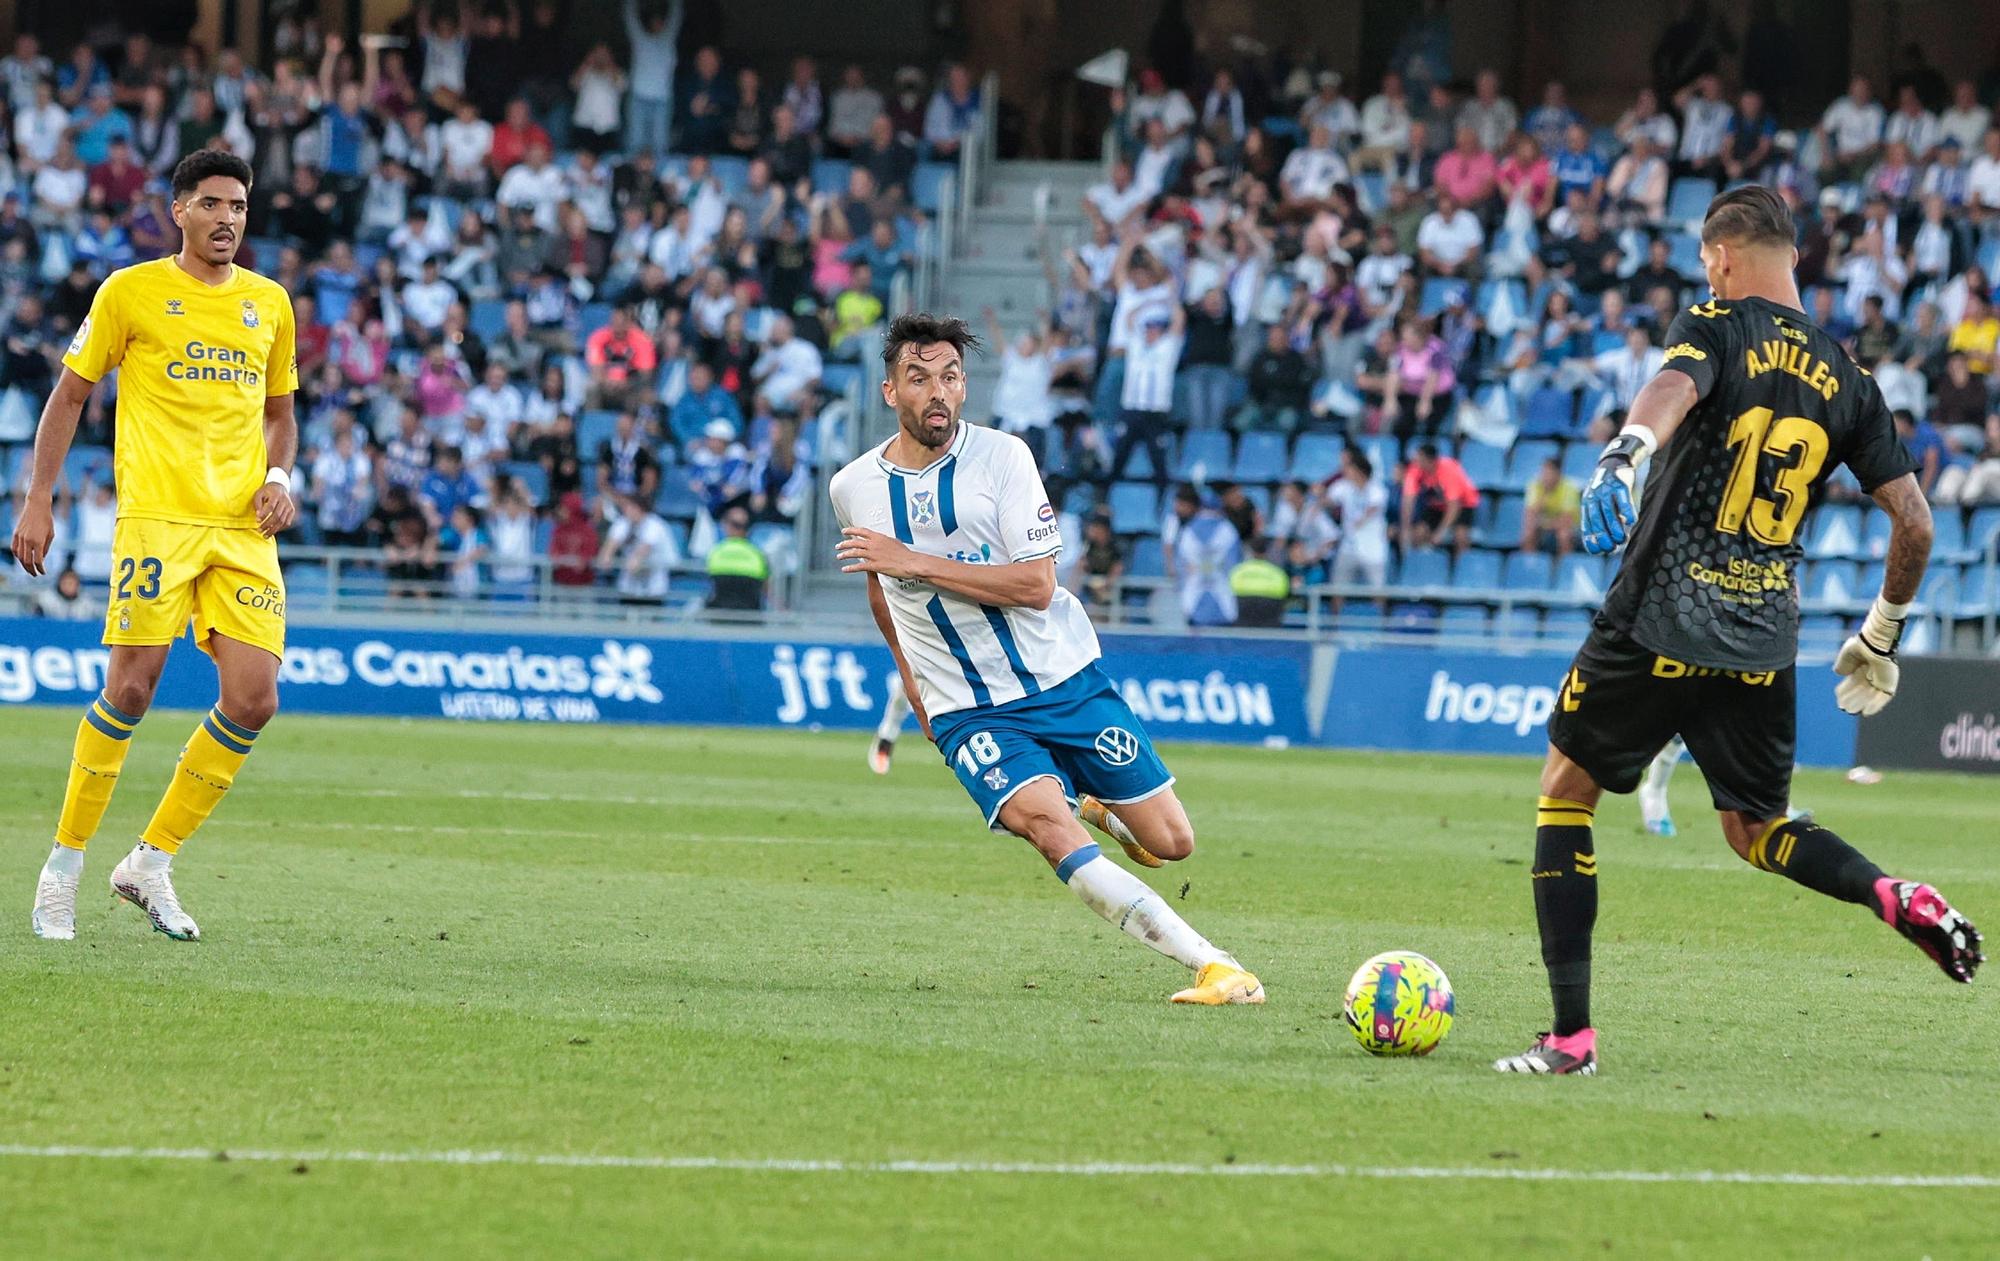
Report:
104,518,286,660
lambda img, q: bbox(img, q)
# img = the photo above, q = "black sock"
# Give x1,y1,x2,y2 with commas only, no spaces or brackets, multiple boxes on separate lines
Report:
1748,818,1886,907
1534,796,1598,1037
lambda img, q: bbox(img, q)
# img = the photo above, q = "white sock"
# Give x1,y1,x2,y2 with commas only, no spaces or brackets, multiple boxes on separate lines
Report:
1640,736,1684,810
43,844,84,879
876,684,910,742
130,842,172,874
1057,845,1229,970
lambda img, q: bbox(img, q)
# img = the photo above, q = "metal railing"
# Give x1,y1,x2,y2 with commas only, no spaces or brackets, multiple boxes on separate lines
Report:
954,70,1000,256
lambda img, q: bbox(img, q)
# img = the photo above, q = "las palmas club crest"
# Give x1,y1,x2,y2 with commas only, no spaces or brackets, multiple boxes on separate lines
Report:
241,300,259,328
910,489,937,528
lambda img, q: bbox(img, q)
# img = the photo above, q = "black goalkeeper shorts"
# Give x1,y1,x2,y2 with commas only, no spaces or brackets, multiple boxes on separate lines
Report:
1547,623,1796,819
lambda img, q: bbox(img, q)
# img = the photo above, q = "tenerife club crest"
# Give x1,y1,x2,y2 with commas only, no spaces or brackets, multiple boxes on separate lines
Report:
910,489,937,528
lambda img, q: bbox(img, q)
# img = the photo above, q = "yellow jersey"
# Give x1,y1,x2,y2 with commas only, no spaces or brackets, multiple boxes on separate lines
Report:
63,256,297,529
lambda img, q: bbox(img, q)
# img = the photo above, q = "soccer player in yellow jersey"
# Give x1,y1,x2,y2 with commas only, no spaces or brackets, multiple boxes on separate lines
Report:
13,150,298,941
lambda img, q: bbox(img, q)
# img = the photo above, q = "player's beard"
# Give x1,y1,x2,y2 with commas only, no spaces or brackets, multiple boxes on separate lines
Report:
904,404,957,450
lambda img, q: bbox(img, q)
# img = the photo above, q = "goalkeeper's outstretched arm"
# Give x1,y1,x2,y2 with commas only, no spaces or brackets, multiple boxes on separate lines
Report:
1834,472,1931,717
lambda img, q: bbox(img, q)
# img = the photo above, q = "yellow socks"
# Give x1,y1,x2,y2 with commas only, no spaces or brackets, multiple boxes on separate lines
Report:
139,707,260,854
54,693,142,850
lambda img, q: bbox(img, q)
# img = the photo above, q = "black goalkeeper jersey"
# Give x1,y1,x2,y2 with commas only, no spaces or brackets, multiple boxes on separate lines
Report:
1600,296,1918,671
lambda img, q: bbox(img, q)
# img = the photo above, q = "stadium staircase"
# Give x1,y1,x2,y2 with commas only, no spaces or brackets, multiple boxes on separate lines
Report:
937,158,1100,421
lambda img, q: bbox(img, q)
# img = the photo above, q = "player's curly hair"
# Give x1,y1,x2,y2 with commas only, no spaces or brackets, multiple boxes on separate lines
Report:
1701,185,1793,249
880,313,983,374
170,149,254,199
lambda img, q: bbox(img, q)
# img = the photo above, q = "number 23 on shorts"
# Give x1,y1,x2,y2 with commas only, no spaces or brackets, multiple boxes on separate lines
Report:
115,555,163,600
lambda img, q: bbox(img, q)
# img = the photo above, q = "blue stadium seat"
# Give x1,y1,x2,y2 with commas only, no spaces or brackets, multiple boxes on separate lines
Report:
1389,602,1438,633
1397,550,1451,588
811,158,852,194
1862,509,1893,558
1588,330,1624,356
1289,433,1344,483
1543,609,1593,639
1967,507,2000,556
1555,553,1607,601
1119,436,1161,481
1804,560,1858,605
501,461,550,506
1486,492,1526,542
283,563,330,609
1494,606,1542,639
1560,442,1598,484
1232,431,1288,483
1916,566,1958,609
1356,171,1387,213
1478,278,1530,337
1858,560,1888,594
1955,564,2000,618
1176,429,1232,481
1240,484,1272,517
1420,277,1470,318
1667,233,1705,281
1505,551,1554,591
1798,614,1849,655
577,409,621,456
1360,436,1400,479
912,162,954,211
1453,551,1502,590
1518,388,1576,438
63,445,112,488
1667,177,1717,228
1439,604,1489,636
709,156,751,197
1457,440,1508,489
1506,439,1560,483
469,299,508,341
1128,535,1166,578
1805,505,1865,560
577,302,614,340
820,363,863,399
1932,509,1968,561
1108,482,1159,535
654,480,703,520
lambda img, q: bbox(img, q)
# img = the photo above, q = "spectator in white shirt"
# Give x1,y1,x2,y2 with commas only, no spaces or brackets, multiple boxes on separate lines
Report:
30,139,86,230
1939,80,1991,155
1970,128,2000,215
1299,71,1360,149
494,141,566,232
13,79,68,169
1110,303,1185,482
1352,71,1413,179
1326,447,1389,599
1674,73,1733,174
1085,158,1152,228
984,307,1056,465
1132,118,1180,202
464,362,524,434
401,257,459,332
599,492,681,603
750,315,823,413
1200,68,1245,144
1123,68,1196,151
1884,85,1941,159
438,98,494,199
1416,192,1484,277
1613,86,1678,154
826,63,885,156
1280,123,1350,215
0,33,52,116
1818,75,1886,182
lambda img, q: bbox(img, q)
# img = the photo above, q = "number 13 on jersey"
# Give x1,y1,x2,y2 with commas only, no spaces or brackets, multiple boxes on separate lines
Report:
1716,406,1830,545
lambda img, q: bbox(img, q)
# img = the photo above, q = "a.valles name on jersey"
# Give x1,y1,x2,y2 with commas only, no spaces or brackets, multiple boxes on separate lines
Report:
1744,340,1840,401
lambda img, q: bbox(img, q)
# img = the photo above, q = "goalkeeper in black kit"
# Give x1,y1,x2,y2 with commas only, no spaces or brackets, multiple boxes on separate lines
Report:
1494,186,1983,1077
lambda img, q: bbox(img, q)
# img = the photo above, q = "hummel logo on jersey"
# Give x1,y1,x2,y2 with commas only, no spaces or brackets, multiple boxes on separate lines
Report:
1663,342,1707,364
240,300,259,328
165,299,184,316
1095,727,1140,766
910,489,937,527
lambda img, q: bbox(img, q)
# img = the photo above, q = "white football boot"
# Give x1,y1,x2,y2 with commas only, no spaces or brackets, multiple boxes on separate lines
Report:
32,868,80,940
110,851,200,941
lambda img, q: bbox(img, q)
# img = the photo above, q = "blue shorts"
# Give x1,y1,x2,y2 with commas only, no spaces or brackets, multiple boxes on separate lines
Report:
930,663,1175,831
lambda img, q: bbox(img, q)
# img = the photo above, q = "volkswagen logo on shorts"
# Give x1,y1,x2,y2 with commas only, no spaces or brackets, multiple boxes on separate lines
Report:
1095,727,1140,766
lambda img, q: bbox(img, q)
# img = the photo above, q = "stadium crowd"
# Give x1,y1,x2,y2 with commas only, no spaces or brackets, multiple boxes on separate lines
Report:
1001,45,2000,632
0,1,983,612
0,5,1995,635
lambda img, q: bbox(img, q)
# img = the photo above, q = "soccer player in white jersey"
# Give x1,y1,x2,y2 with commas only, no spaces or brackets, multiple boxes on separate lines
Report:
830,314,1264,1005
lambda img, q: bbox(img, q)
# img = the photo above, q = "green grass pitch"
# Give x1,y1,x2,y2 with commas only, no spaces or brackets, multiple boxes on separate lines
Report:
1,709,1995,1257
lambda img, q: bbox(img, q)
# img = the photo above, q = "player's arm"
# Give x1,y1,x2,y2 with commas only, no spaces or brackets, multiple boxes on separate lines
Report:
838,531,1057,611
9,367,95,577
1833,383,1934,715
868,573,931,740
256,291,302,537
1579,309,1719,553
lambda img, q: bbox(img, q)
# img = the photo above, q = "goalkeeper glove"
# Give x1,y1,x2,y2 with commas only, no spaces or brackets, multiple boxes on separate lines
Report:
1579,425,1658,555
1833,596,1908,717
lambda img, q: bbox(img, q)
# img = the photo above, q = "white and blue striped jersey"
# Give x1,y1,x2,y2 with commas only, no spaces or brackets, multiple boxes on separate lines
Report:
830,423,1100,719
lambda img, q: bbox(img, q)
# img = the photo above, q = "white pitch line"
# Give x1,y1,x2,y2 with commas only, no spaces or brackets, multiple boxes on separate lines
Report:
0,1145,1993,1188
